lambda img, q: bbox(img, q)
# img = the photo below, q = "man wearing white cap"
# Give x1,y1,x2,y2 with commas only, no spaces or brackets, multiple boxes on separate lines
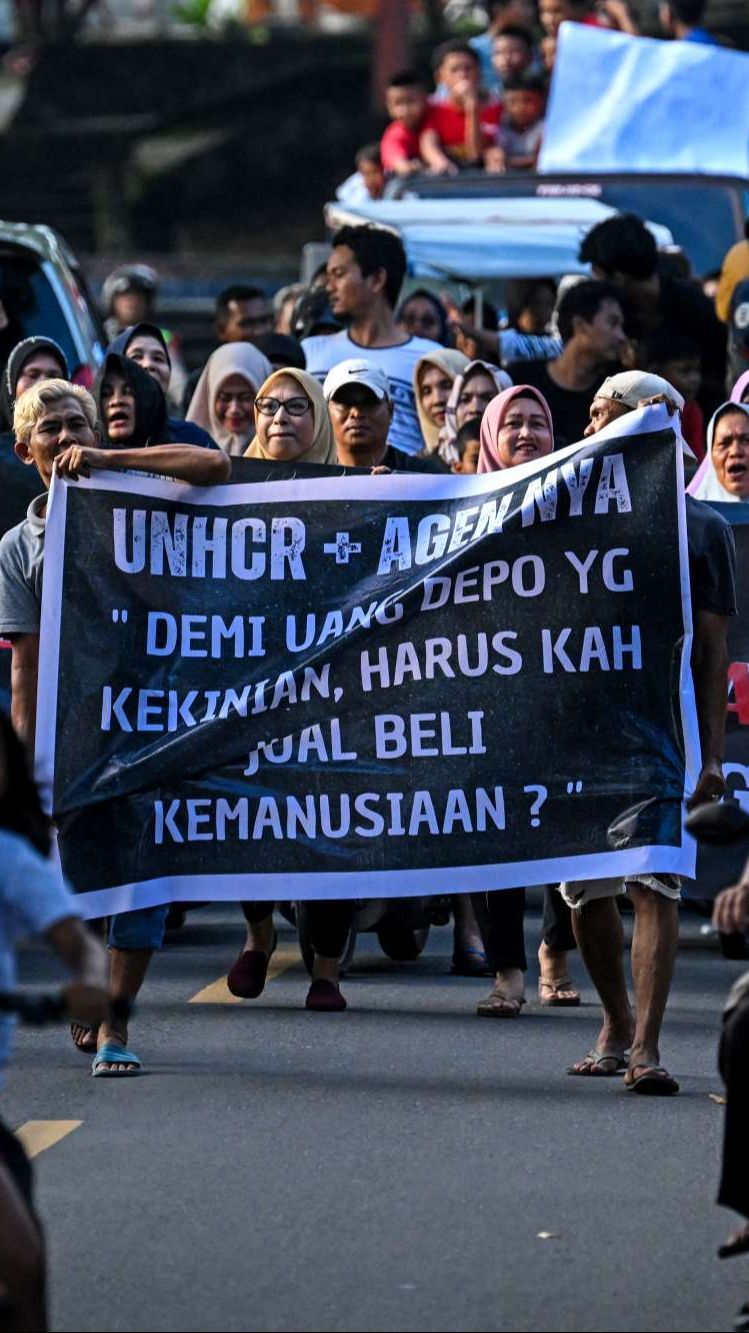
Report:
324,359,444,472
564,370,736,1096
584,370,685,439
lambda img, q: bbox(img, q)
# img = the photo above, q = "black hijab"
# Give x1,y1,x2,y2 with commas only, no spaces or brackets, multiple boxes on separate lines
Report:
108,321,171,368
0,335,69,431
94,351,167,450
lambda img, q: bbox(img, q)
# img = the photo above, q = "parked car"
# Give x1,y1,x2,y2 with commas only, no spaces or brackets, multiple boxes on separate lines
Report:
0,220,105,710
0,221,105,389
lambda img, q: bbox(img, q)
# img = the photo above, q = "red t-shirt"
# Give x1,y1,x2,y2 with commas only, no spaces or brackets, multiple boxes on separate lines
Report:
380,118,434,170
426,96,502,161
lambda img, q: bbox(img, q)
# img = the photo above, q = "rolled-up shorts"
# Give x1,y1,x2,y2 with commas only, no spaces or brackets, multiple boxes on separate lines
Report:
558,873,682,910
107,904,169,950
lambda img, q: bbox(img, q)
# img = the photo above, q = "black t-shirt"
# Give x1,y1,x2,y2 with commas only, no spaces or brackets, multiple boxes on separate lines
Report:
383,444,447,474
505,359,596,451
686,495,737,617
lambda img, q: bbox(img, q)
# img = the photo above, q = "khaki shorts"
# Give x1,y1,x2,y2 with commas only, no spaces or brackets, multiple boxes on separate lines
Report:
558,873,682,910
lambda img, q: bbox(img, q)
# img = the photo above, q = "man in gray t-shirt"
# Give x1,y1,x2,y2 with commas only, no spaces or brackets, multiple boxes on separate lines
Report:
0,493,45,637
0,376,230,1076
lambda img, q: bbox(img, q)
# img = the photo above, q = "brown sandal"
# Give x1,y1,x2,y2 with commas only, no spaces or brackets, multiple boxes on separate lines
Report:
476,992,526,1018
538,976,580,1007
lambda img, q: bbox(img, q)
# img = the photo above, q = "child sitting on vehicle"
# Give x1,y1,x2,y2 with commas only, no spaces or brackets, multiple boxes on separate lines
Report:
421,41,502,174
336,144,386,204
380,69,436,177
491,25,535,92
490,74,546,172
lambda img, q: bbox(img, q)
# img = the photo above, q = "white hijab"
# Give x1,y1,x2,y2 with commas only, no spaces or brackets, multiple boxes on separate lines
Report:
186,342,273,455
687,401,749,503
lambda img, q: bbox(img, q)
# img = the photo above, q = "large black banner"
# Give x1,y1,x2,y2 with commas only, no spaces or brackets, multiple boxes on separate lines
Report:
37,424,699,917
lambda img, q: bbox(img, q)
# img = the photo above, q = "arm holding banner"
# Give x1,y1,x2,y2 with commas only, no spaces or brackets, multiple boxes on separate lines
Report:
54,444,231,487
689,608,729,809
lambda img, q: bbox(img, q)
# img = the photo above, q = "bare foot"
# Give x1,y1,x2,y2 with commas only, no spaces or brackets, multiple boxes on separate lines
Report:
70,1022,98,1053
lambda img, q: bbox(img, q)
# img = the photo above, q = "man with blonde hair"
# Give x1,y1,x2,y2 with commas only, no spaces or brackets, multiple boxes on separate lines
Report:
0,377,229,1078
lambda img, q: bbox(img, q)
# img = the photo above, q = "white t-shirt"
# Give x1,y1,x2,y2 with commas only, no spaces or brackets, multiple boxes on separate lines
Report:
0,828,79,1078
302,331,443,456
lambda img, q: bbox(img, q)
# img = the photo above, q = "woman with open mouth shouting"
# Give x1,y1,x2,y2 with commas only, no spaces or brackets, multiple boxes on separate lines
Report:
688,400,749,503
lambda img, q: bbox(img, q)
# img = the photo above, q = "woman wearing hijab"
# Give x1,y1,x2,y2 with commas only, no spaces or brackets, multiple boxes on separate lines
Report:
0,337,70,540
95,351,169,450
108,323,217,449
227,367,349,1012
413,348,470,456
186,342,273,456
243,366,336,465
94,353,229,491
440,359,512,463
471,384,580,1016
687,400,749,504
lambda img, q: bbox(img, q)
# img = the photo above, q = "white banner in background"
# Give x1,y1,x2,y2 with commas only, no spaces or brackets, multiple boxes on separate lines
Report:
539,25,749,177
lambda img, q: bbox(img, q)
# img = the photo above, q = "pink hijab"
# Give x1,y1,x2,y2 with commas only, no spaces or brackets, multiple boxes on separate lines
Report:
730,370,749,405
478,384,555,474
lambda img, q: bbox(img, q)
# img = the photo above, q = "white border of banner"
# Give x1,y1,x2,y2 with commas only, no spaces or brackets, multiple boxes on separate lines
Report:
37,405,700,916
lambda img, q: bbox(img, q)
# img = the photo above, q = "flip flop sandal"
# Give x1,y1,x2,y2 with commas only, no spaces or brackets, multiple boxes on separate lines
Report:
539,976,581,1007
92,1044,142,1078
625,1065,679,1096
476,994,526,1017
568,1049,628,1076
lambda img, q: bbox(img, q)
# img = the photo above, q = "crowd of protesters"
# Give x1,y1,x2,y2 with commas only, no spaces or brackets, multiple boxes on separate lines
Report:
0,213,746,1056
1,2,749,1320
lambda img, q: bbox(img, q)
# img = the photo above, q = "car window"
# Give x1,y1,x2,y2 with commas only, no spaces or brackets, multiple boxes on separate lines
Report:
0,252,78,381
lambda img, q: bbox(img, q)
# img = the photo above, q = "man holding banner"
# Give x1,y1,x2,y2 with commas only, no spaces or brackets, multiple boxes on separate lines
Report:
0,378,230,1076
567,372,736,1094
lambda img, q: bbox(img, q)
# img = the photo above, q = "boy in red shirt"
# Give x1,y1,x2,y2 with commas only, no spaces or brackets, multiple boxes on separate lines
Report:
421,41,502,173
380,69,436,177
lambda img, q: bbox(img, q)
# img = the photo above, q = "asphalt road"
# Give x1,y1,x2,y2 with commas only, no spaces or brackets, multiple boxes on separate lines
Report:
5,902,749,1333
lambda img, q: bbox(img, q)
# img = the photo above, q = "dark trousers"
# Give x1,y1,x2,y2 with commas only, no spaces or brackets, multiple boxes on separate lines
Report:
241,900,354,959
718,986,749,1220
470,886,576,972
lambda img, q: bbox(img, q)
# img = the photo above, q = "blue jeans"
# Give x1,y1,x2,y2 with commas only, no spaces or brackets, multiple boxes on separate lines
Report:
108,904,169,951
